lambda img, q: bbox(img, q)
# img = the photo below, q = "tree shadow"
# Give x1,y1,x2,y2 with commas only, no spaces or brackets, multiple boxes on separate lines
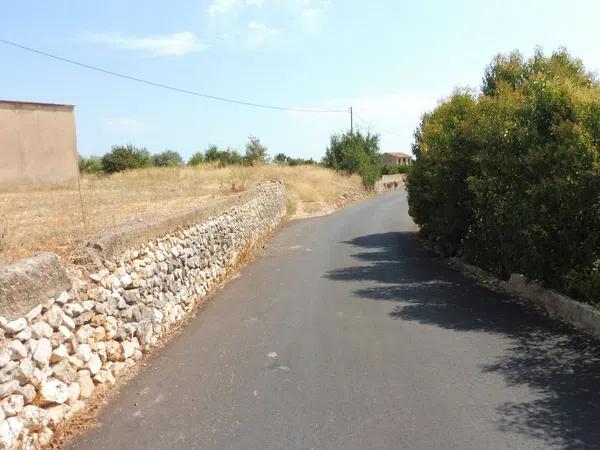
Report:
325,232,600,449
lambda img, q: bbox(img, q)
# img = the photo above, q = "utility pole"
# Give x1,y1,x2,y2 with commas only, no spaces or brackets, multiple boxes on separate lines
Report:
350,106,353,134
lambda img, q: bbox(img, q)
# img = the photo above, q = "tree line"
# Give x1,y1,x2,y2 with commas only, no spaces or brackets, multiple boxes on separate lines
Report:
79,136,272,174
406,48,600,305
80,129,400,190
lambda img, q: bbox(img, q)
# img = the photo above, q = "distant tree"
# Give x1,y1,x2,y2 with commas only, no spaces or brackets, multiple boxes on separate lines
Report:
101,145,152,173
273,153,289,164
152,150,183,167
323,130,381,189
217,148,243,166
244,136,269,165
78,155,103,174
205,145,220,162
188,152,205,166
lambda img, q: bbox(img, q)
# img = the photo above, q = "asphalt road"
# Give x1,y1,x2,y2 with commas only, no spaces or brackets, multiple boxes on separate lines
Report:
70,191,600,450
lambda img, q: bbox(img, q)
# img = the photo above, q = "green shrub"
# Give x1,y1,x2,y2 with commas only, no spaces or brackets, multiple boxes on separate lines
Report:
101,145,152,173
188,152,205,166
78,155,103,174
244,136,269,165
381,164,411,175
218,148,242,167
204,145,220,162
323,130,381,189
273,153,289,164
407,48,600,305
151,150,183,167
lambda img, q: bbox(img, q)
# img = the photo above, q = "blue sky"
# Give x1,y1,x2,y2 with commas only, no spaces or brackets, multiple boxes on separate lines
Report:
2,0,600,160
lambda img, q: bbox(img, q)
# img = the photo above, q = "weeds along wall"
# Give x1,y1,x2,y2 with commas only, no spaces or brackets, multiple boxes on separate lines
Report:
0,181,286,449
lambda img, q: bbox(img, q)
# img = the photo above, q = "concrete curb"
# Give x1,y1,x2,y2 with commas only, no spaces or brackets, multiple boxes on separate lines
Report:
0,252,72,319
449,257,600,338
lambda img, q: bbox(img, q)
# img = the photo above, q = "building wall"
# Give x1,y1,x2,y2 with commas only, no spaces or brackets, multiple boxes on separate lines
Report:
0,101,78,186
381,153,413,166
381,153,400,166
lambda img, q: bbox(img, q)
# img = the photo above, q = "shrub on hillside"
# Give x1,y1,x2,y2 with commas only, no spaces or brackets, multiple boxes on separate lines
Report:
381,164,411,175
244,136,269,165
323,130,382,189
407,48,600,305
78,155,103,174
188,152,205,166
152,150,183,167
101,145,152,173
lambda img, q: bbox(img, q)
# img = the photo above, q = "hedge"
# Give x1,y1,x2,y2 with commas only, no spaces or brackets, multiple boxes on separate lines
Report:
407,48,600,305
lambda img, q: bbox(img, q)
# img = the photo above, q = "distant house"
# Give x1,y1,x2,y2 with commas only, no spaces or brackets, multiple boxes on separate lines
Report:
0,100,78,186
381,152,413,166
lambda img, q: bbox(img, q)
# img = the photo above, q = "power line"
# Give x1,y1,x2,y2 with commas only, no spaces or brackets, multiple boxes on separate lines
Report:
0,38,348,114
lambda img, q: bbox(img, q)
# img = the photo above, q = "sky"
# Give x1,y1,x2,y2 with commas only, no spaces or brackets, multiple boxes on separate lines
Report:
2,0,600,160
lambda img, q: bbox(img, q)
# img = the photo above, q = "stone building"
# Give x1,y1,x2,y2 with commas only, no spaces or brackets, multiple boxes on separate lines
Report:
0,100,78,185
381,152,413,166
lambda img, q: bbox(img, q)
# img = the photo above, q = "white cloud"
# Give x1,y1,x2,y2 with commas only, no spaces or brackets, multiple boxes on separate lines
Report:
247,21,281,49
86,31,206,56
300,0,331,19
207,0,239,15
103,117,148,133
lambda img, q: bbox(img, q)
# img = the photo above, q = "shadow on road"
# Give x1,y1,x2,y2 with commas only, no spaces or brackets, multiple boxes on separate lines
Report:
325,232,600,449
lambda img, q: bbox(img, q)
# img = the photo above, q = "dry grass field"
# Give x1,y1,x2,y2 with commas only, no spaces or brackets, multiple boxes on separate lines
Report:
0,164,364,264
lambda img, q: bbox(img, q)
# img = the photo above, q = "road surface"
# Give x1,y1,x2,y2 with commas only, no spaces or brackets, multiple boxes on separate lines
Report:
70,191,600,450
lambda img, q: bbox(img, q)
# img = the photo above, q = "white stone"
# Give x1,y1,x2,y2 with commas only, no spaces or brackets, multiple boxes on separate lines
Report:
76,325,94,343
1,395,23,417
8,341,27,360
0,420,14,450
67,382,80,404
3,319,27,335
61,314,76,331
14,359,35,385
20,405,48,431
45,306,63,329
91,326,106,341
39,379,69,405
77,371,94,399
86,354,102,375
50,344,68,363
25,305,43,323
32,338,52,367
16,385,36,404
6,417,23,443
51,359,77,384
103,317,118,340
30,322,53,339
14,328,32,342
63,303,84,317
93,370,115,385
45,404,69,426
81,301,95,312
76,344,92,363
55,291,70,305
57,325,72,341
67,356,84,370
0,352,9,369
120,274,133,287
121,340,137,359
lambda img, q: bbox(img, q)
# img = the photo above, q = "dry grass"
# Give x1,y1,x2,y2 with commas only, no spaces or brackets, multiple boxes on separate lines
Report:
0,164,363,264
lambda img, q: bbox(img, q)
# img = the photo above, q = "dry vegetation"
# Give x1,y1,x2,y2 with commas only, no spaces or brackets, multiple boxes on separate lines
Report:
0,164,364,264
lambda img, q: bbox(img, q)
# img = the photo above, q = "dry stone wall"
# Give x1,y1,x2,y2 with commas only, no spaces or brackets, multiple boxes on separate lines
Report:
0,181,286,449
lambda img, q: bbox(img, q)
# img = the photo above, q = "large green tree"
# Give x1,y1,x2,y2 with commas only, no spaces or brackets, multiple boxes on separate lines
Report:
407,48,600,305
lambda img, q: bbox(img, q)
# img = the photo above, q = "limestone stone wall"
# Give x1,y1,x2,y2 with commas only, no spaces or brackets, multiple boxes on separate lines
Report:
0,181,286,449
